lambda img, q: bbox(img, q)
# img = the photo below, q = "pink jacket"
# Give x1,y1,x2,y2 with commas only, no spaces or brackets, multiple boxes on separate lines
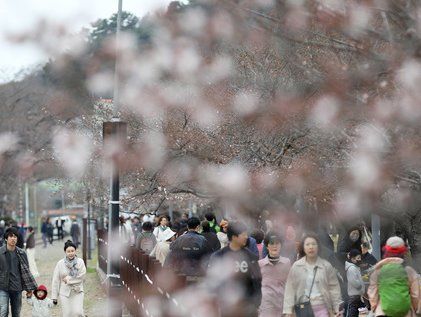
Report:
257,243,264,259
368,257,420,317
258,256,291,317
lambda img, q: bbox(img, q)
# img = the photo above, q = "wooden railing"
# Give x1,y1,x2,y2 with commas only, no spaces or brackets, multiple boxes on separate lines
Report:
97,229,108,273
97,229,188,317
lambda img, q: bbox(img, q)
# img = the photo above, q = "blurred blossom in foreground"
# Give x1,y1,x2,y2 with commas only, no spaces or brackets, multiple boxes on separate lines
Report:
347,4,371,37
201,55,233,84
317,0,346,13
309,95,340,130
139,131,167,171
200,163,250,198
233,90,259,117
179,8,207,36
87,71,114,96
192,103,220,129
356,124,389,153
397,60,421,94
0,132,19,154
335,190,361,218
349,153,380,190
53,128,92,178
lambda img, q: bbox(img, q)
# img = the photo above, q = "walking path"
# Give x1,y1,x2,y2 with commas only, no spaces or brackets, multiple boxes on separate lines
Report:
21,238,107,316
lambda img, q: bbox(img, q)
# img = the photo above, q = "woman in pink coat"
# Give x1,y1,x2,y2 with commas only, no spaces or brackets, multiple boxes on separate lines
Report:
258,232,291,317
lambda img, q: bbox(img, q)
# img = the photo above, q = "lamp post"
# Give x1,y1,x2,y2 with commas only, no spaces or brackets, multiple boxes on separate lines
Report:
87,189,92,260
371,214,381,260
104,1,125,316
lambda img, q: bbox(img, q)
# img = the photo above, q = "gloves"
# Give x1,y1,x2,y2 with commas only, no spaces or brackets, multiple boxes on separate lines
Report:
53,299,58,305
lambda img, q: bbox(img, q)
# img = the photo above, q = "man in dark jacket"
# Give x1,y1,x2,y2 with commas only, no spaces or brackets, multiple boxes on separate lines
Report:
46,219,54,245
70,218,81,246
0,227,37,317
209,221,262,317
55,218,64,240
41,218,48,248
360,242,377,272
165,217,208,277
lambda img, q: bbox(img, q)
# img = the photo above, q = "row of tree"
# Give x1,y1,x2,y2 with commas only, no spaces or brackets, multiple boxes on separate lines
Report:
0,0,420,264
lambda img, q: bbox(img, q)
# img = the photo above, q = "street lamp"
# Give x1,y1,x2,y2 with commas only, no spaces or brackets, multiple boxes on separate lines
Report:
104,1,125,317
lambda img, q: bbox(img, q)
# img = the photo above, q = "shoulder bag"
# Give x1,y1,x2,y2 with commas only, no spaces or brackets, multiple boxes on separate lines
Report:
294,266,318,317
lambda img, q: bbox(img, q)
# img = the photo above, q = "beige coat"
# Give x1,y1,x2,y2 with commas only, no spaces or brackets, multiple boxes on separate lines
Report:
283,257,342,316
150,241,171,266
51,257,86,299
367,257,420,317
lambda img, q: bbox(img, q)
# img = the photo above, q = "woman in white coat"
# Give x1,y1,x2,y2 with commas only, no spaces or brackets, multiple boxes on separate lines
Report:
153,215,172,242
150,229,176,265
51,240,86,317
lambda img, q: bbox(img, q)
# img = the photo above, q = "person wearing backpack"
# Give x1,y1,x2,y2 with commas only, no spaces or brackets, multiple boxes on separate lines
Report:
136,222,157,255
368,236,420,317
345,249,365,317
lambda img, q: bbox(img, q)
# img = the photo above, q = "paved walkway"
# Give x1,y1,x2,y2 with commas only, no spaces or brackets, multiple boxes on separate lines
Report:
20,238,107,316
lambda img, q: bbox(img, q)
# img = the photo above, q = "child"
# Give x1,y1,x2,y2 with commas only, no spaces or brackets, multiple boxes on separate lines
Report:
27,284,55,317
345,249,365,317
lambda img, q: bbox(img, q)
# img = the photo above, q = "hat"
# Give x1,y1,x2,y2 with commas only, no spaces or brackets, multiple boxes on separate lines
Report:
383,236,407,258
35,285,48,300
161,229,176,242
386,236,405,248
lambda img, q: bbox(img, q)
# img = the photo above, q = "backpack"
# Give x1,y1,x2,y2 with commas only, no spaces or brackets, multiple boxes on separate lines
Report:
139,232,156,254
378,263,411,317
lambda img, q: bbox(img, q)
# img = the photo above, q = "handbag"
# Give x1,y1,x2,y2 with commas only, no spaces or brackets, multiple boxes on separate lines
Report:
294,266,318,317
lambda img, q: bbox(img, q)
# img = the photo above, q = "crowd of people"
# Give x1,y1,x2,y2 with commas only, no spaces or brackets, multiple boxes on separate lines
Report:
120,212,421,317
0,211,420,317
40,216,81,248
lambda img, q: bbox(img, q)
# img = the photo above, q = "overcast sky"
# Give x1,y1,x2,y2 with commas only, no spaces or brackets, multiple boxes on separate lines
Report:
0,0,172,82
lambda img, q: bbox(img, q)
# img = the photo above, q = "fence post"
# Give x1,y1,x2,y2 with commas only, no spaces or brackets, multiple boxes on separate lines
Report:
82,217,87,266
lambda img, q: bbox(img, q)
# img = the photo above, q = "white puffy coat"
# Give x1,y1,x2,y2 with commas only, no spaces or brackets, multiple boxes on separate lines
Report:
26,297,54,317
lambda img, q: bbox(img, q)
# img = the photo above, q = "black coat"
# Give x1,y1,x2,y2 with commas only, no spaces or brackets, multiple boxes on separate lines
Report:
360,252,377,272
201,232,221,253
337,229,362,264
25,232,35,249
165,231,208,276
209,246,262,310
46,224,54,236
0,245,37,291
